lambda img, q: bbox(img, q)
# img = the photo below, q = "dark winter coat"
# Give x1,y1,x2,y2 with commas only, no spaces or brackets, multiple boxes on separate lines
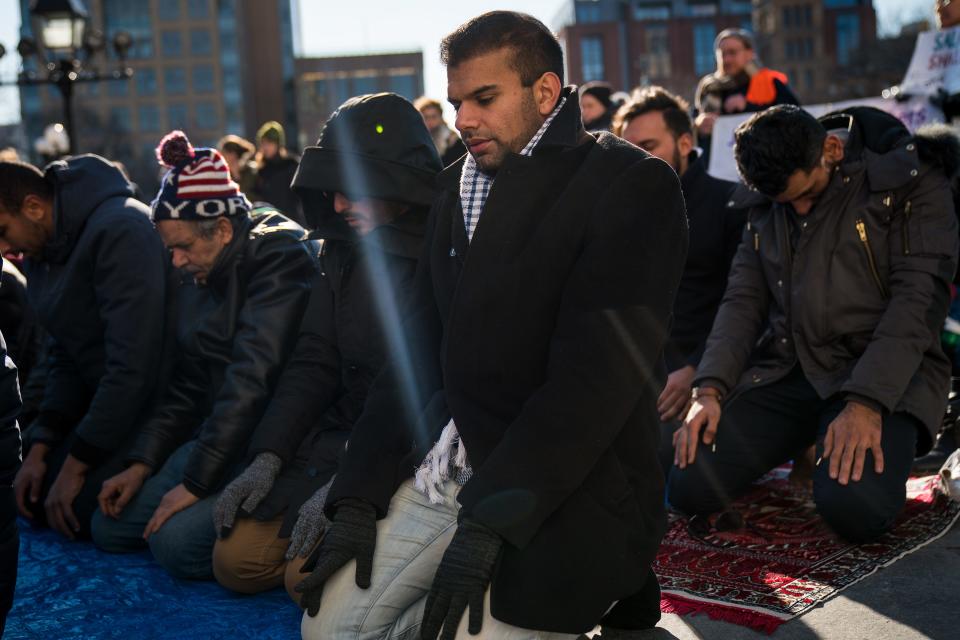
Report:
126,210,318,498
665,153,747,371
327,90,689,632
0,259,39,383
255,154,305,227
248,208,428,536
0,258,22,492
697,107,960,451
24,155,169,467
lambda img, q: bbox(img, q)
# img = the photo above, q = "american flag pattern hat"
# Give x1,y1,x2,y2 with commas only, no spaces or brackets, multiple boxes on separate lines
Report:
151,130,251,221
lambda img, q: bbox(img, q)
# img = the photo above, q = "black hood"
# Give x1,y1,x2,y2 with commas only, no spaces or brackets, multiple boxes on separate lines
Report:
43,154,137,263
292,92,442,236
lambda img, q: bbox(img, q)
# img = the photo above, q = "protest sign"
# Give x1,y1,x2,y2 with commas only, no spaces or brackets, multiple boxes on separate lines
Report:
707,97,945,183
899,26,960,97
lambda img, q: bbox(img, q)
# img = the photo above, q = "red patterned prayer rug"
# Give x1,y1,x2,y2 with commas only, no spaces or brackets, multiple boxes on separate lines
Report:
655,469,960,634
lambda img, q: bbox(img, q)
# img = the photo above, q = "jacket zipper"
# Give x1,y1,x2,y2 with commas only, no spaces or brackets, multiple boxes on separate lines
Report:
902,200,912,255
856,219,889,299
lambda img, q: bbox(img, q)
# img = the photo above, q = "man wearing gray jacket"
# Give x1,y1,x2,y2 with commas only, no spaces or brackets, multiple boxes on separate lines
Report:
671,105,959,542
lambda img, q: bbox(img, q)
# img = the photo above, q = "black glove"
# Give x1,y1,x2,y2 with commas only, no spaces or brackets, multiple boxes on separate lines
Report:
421,518,503,640
294,497,377,617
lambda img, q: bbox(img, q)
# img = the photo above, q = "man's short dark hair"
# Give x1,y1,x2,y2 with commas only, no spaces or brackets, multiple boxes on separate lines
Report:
734,105,826,196
613,86,692,139
0,161,53,214
440,11,564,86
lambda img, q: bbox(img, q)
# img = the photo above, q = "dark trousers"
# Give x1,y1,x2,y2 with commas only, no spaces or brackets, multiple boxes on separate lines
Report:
23,430,130,539
1,488,19,637
667,367,919,542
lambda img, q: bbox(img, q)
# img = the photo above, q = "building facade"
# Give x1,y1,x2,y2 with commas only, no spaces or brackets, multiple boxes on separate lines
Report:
18,0,297,193
557,0,877,105
294,52,424,149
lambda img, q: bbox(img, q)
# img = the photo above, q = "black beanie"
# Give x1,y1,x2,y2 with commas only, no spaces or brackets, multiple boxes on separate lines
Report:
578,81,614,111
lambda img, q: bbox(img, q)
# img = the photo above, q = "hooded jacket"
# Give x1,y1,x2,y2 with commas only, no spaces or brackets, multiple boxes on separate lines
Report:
0,258,21,493
697,107,960,450
246,91,441,535
126,210,318,498
326,89,688,632
24,155,169,467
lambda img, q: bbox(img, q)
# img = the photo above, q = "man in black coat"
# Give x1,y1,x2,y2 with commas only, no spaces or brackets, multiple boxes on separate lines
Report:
91,132,317,579
297,12,688,640
0,262,22,636
671,106,959,542
1,158,168,540
210,92,442,600
613,86,747,471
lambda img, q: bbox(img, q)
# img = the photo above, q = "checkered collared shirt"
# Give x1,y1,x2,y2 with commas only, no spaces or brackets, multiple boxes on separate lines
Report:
458,96,567,243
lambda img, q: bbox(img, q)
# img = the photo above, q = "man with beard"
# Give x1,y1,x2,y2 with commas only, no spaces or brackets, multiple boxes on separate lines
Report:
613,86,747,473
296,11,687,640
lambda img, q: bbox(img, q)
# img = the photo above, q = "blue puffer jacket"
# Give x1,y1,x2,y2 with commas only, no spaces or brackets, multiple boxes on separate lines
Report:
24,154,169,467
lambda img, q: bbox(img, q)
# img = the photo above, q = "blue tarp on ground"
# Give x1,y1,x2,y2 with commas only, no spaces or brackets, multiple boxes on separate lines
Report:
5,520,301,639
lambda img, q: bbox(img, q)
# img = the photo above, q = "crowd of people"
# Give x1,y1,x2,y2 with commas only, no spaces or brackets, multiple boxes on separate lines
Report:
0,8,959,640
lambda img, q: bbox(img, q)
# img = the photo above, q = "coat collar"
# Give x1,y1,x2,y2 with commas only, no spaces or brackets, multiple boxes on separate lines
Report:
437,85,585,192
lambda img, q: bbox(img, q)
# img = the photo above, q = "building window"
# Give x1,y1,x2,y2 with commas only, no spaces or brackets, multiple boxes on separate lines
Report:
633,4,670,20
643,24,671,79
192,65,215,93
690,3,718,18
159,1,181,21
576,1,603,23
161,30,182,57
729,1,752,13
693,23,717,76
168,103,188,129
139,105,160,132
825,0,858,6
352,75,378,95
389,74,417,99
102,0,153,59
136,68,157,96
187,0,209,19
836,13,860,66
580,36,605,82
805,68,814,89
194,102,219,130
108,78,129,97
110,107,131,132
164,67,187,94
190,29,212,55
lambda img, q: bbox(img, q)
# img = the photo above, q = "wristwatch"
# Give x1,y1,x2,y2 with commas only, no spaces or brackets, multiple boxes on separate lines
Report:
691,386,723,403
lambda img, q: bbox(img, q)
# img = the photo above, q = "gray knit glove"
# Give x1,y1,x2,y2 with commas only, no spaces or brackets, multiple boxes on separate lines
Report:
213,451,283,538
285,475,334,559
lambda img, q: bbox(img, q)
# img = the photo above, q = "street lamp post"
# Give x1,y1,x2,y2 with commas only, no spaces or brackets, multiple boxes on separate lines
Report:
0,0,134,156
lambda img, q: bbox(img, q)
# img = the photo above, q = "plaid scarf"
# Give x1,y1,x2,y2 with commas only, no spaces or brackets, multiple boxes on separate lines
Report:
458,96,567,242
414,97,567,505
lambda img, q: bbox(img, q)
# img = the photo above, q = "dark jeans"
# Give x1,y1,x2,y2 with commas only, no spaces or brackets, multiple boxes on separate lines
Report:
1,488,19,638
667,367,919,542
23,430,131,540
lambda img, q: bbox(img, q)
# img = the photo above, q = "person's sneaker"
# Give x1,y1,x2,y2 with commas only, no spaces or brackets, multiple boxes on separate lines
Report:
914,424,958,474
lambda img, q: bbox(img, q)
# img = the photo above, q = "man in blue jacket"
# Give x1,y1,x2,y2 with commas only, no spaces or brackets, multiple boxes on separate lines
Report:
1,158,169,540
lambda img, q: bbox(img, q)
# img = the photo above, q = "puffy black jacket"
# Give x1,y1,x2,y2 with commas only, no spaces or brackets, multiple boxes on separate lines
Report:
248,209,427,535
24,155,169,466
126,210,318,497
0,258,22,491
697,107,960,450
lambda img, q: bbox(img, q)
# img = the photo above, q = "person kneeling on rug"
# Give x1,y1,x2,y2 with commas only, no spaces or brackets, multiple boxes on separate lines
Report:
90,132,318,579
210,92,442,600
670,105,960,542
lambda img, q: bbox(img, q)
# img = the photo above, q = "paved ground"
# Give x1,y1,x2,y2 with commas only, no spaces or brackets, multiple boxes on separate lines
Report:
643,519,960,640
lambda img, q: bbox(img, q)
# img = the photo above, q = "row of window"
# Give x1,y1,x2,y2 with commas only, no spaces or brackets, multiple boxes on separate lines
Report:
79,65,217,97
311,73,421,107
785,37,815,60
102,1,215,60
158,0,211,22
783,5,814,28
109,102,220,133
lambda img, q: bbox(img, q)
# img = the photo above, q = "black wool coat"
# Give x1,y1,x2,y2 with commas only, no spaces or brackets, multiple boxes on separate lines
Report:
247,209,427,536
327,93,689,632
126,211,318,498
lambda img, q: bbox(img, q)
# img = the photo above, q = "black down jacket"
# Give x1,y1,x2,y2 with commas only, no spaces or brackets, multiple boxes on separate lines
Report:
126,210,318,497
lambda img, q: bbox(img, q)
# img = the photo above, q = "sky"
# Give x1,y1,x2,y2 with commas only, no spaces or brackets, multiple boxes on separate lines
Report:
0,0,938,127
